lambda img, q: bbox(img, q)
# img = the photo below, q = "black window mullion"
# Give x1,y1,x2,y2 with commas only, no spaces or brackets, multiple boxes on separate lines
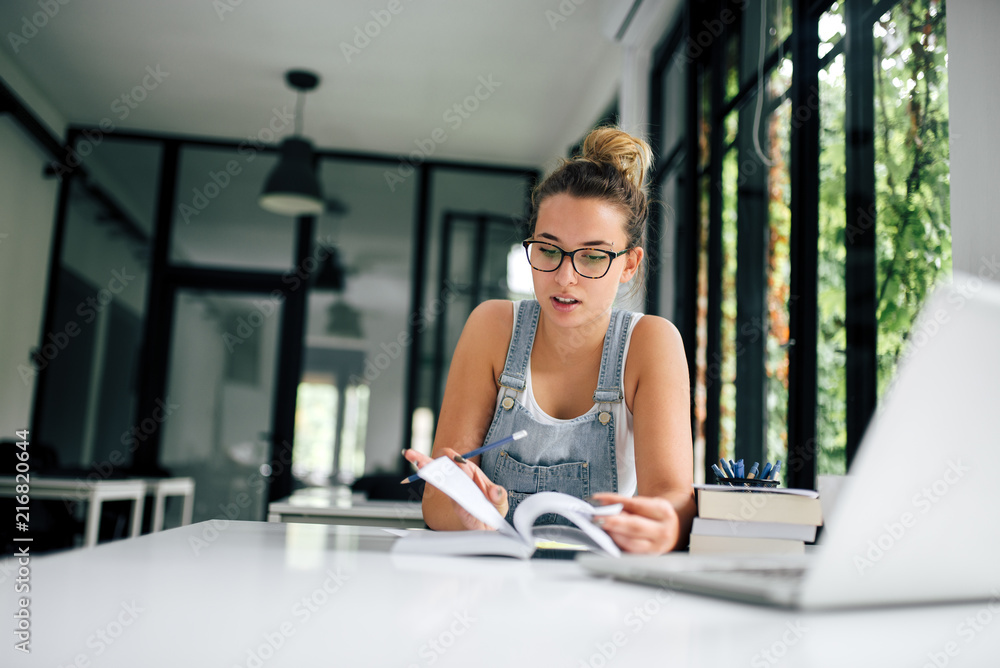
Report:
132,140,179,475
268,215,314,503
733,0,768,470
646,43,666,316
844,0,879,470
677,4,701,463
786,0,821,490
401,165,432,467
471,215,488,306
703,0,727,481
431,213,454,415
645,178,663,316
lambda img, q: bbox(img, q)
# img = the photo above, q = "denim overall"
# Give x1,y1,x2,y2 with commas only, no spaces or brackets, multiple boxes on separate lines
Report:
479,300,636,525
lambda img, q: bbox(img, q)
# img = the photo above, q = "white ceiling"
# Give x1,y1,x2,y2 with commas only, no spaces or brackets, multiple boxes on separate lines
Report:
0,0,678,169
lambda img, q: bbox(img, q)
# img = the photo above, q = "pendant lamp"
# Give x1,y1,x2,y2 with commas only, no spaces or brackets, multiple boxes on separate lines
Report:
259,69,324,216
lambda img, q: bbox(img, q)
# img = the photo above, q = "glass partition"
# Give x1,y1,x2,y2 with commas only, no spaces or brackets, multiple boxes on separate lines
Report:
295,158,417,485
160,290,282,523
33,138,159,474
415,168,532,437
171,146,296,271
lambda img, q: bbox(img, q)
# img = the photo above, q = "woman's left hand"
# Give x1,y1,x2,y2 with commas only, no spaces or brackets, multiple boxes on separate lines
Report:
587,492,682,554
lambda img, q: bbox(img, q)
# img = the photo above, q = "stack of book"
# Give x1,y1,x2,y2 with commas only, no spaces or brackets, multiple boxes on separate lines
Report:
689,484,823,555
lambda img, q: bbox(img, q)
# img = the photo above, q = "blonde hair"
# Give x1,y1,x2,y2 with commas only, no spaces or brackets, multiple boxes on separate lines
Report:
528,126,653,254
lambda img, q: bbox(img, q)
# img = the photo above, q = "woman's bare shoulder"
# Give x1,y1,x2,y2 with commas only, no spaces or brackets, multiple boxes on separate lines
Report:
627,315,687,378
465,299,514,338
631,314,683,351
625,314,689,411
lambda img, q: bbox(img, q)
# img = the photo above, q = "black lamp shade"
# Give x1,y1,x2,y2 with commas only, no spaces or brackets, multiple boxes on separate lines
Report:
259,138,324,216
314,247,346,292
327,299,364,339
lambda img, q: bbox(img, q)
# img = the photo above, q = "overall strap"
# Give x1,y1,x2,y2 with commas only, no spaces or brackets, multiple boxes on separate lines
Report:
592,309,635,404
498,300,541,393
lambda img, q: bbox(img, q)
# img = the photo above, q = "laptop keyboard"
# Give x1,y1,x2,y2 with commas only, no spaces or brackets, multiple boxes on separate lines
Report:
707,567,807,582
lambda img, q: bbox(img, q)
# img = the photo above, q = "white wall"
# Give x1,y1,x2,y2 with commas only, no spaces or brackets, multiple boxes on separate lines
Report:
0,119,59,439
948,0,1000,281
0,51,66,442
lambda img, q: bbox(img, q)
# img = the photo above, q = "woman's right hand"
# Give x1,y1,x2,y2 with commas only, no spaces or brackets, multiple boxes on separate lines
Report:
402,448,508,530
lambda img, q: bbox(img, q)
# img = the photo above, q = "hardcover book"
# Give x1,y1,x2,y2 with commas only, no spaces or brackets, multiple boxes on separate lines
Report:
693,484,823,526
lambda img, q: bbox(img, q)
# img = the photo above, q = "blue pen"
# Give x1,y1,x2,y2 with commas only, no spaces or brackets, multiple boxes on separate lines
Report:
747,462,759,479
761,462,773,479
720,459,734,478
736,459,744,478
768,460,782,481
711,463,727,480
400,430,528,484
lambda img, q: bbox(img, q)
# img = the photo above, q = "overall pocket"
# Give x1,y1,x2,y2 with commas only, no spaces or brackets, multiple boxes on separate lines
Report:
493,451,591,525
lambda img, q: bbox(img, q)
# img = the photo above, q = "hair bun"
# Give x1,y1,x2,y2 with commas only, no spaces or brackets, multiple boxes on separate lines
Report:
580,126,652,192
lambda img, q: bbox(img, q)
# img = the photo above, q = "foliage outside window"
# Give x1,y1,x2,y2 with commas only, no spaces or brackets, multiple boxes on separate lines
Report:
661,0,949,482
873,0,951,397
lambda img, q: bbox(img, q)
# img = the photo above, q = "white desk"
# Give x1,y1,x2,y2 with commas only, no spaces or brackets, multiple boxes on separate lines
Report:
4,521,998,667
267,487,424,528
0,477,146,548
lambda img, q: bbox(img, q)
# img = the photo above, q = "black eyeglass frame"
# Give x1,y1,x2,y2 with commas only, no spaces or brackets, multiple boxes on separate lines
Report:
521,240,632,280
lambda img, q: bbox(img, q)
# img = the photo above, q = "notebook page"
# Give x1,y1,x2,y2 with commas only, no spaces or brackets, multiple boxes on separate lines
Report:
416,457,520,540
511,492,622,557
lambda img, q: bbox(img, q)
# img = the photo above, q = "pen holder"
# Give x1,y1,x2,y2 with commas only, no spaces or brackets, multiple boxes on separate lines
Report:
713,476,779,489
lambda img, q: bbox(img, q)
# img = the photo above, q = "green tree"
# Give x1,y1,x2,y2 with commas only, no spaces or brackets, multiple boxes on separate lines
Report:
873,0,951,395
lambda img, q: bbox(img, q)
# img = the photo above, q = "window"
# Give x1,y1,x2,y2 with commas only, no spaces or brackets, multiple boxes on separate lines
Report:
648,0,950,486
873,1,951,396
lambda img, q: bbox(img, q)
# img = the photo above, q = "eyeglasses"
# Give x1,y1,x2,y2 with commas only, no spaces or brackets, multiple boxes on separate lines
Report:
522,240,630,279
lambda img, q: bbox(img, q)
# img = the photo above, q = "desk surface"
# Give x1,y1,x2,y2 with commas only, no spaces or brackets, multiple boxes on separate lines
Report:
4,521,997,667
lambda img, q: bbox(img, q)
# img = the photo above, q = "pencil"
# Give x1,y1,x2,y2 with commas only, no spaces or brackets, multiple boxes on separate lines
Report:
400,430,528,484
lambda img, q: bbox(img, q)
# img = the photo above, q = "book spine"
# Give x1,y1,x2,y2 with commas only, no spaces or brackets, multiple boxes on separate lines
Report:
688,534,805,555
691,517,817,542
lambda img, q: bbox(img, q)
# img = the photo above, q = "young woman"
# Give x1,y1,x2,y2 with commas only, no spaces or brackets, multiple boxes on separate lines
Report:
403,126,694,554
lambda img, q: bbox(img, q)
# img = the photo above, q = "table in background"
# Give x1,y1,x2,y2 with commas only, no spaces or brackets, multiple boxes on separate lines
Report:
0,476,195,548
141,477,195,532
5,521,997,667
0,477,146,547
267,486,424,528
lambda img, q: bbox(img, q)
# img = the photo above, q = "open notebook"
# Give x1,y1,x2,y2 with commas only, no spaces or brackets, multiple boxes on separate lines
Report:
391,457,623,558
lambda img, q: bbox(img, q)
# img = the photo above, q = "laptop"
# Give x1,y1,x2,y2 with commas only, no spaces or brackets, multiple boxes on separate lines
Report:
580,271,1000,608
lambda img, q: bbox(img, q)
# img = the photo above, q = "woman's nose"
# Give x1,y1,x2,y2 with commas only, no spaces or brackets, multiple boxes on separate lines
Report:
554,256,578,285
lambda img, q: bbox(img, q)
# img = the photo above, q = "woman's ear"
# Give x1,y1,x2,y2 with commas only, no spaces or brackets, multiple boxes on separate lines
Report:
620,246,644,283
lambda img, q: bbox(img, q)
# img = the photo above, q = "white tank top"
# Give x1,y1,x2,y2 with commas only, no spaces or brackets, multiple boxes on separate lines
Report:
497,305,642,496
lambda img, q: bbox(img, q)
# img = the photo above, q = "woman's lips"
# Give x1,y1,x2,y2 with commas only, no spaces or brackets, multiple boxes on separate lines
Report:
550,295,580,312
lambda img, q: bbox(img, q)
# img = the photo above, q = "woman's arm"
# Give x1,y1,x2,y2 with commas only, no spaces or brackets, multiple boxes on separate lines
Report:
404,300,512,530
592,315,696,553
